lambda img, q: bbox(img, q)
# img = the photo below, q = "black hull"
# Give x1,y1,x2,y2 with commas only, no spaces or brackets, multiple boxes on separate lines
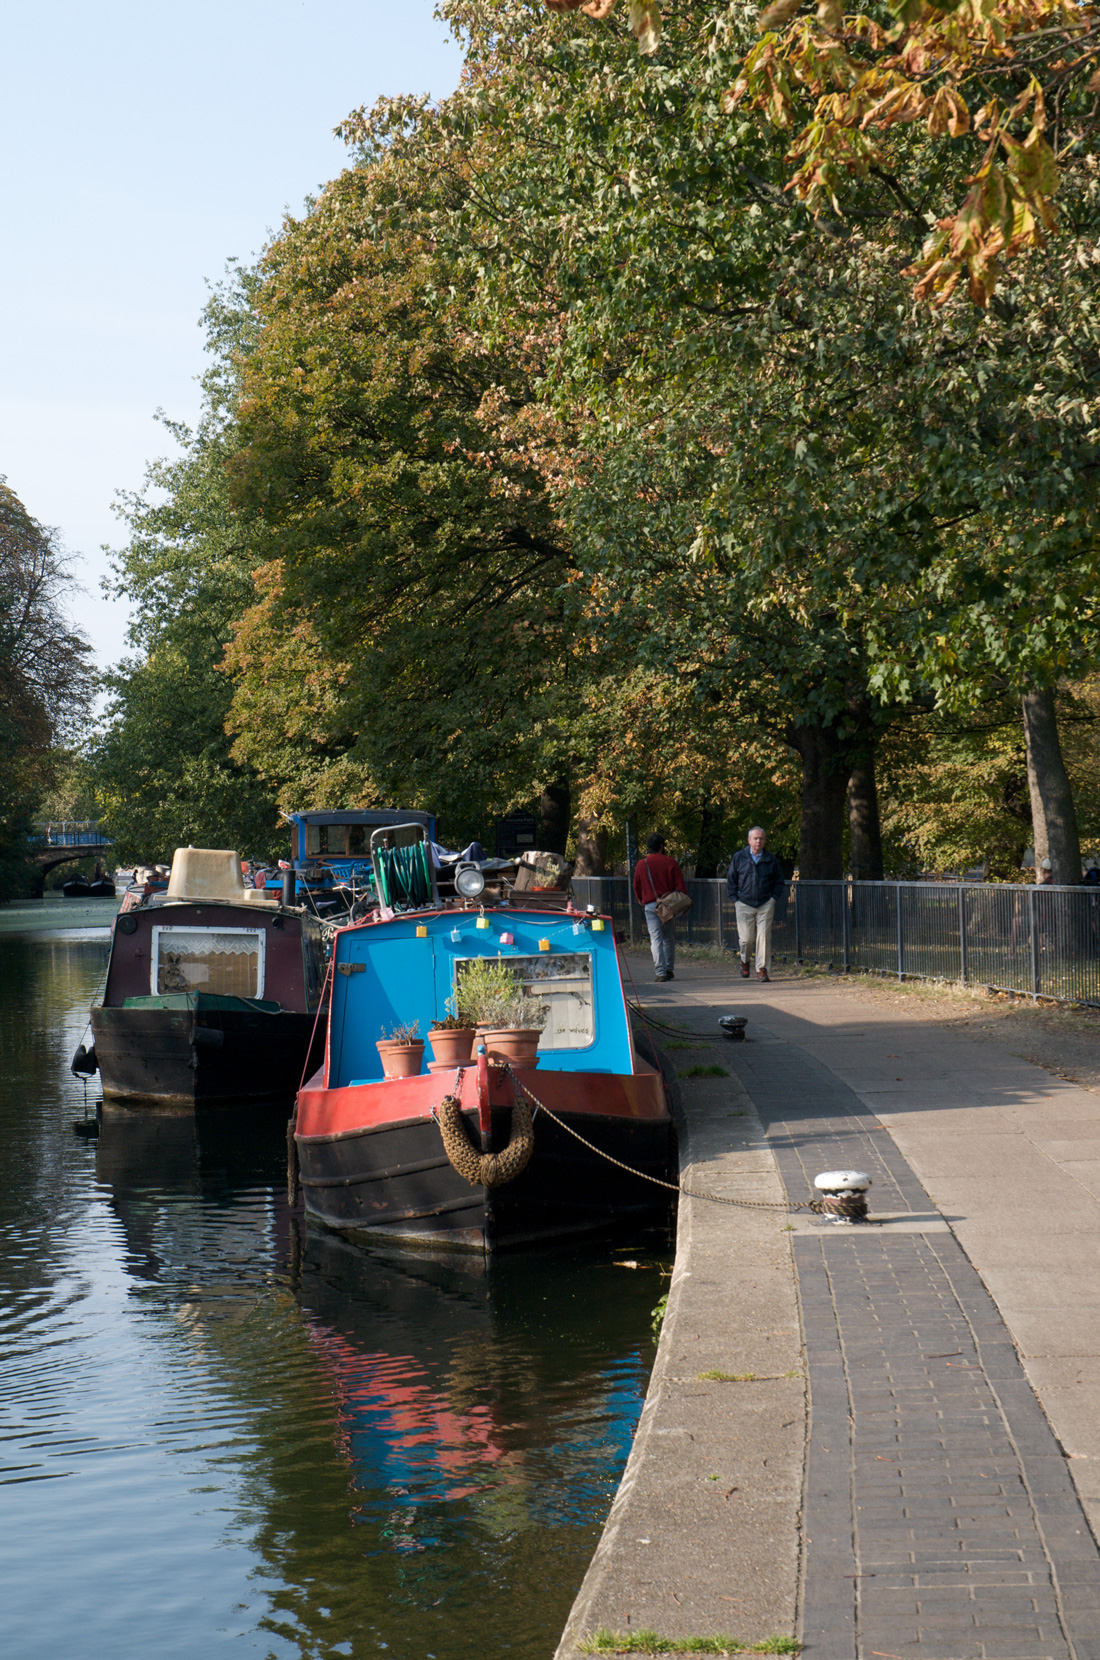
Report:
91,1006,317,1106
297,1106,676,1251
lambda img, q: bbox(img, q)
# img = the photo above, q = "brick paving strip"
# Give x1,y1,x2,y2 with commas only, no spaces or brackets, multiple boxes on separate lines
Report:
725,1031,1100,1660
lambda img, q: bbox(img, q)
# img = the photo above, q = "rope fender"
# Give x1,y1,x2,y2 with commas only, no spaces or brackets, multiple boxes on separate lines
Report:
435,1091,535,1188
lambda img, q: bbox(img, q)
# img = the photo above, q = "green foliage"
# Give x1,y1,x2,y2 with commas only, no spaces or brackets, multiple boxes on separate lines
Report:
426,3,1100,860
92,639,282,865
650,1294,668,1333
86,0,1100,875
221,151,593,838
455,955,549,1029
581,1632,801,1655
0,479,92,900
90,304,284,865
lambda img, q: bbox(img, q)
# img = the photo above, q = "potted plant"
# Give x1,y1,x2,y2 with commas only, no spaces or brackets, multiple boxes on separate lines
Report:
427,1005,475,1071
456,958,549,1068
375,1020,425,1079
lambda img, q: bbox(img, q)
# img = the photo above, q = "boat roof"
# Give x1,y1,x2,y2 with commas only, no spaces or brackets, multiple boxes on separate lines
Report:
288,809,434,827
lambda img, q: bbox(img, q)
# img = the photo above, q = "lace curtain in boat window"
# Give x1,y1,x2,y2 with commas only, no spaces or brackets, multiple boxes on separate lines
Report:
152,928,265,999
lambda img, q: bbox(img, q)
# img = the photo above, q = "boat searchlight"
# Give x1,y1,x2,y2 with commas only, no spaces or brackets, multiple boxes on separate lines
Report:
454,863,486,900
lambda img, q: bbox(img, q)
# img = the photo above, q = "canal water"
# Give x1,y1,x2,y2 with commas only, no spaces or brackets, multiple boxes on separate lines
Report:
0,928,669,1660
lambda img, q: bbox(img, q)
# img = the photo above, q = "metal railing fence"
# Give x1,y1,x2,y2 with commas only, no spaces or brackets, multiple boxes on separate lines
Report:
30,820,112,848
569,877,1100,1006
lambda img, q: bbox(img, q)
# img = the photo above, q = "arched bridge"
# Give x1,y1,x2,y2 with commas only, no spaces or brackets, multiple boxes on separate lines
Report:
29,821,114,894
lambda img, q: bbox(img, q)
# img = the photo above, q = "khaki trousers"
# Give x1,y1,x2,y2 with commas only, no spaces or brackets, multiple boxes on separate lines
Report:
735,898,775,973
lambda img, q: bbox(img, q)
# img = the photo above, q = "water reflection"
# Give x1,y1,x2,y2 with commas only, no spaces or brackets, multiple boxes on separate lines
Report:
0,935,667,1660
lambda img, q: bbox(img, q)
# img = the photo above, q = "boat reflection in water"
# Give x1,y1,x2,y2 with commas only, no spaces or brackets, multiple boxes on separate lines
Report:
92,1101,666,1660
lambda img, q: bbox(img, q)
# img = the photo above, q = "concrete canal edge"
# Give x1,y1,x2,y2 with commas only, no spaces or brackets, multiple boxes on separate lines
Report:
554,1062,806,1657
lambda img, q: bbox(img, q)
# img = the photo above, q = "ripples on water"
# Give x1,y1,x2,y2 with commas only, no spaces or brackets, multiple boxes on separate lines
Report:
0,933,669,1659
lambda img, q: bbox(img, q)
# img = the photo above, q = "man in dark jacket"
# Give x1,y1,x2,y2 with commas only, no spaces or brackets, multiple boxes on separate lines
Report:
727,827,785,982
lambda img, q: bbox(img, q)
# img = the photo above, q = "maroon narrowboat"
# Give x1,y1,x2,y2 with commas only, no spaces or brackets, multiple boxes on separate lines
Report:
81,848,326,1107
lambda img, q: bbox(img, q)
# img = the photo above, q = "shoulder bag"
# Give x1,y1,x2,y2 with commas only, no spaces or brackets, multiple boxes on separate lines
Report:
644,857,692,923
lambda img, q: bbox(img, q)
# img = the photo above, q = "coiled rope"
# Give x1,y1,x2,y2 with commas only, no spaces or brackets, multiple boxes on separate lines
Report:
434,1067,535,1188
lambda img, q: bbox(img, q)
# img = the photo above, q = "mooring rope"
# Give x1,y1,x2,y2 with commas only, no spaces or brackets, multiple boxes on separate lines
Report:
502,1065,860,1218
625,998,702,1040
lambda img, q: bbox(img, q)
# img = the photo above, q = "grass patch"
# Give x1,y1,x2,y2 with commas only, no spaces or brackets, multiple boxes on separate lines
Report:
664,1039,708,1051
696,1369,802,1382
581,1633,801,1655
680,1064,729,1078
624,943,734,965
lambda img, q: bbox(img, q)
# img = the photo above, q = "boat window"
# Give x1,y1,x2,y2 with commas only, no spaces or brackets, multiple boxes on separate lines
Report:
151,927,266,999
305,824,350,856
457,953,595,1050
348,824,366,854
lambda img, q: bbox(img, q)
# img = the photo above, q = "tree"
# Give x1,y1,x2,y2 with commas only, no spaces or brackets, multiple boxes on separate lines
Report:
433,1,1100,872
542,0,1100,306
221,143,621,846
1021,685,1081,884
91,371,284,863
0,480,92,899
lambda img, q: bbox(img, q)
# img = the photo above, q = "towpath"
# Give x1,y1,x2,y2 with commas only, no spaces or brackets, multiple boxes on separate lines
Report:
556,964,1100,1660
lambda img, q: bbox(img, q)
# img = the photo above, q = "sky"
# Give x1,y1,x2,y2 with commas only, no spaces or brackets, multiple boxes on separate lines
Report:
1,2,463,673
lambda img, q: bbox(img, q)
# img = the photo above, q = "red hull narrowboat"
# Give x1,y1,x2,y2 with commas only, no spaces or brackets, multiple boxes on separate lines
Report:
293,825,676,1251
296,1048,673,1251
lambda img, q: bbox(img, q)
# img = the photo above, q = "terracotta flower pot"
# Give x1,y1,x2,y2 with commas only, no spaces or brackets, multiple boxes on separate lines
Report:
375,1039,425,1079
478,1027,541,1068
427,1026,475,1068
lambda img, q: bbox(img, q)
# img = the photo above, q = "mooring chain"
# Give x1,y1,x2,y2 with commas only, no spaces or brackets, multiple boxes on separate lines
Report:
501,1066,832,1215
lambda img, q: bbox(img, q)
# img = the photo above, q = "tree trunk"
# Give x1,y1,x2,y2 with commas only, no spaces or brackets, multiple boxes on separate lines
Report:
787,722,850,879
1022,687,1081,885
573,814,608,875
537,778,571,856
694,800,723,878
847,752,884,882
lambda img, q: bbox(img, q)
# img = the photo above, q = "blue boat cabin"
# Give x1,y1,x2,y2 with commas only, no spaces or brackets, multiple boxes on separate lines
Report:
329,910,633,1086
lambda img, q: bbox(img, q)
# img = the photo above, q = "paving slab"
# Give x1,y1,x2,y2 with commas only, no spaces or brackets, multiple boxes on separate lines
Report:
641,965,1100,1657
552,963,1100,1659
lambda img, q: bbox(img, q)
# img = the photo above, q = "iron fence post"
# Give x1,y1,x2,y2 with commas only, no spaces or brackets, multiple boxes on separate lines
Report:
1029,886,1040,996
896,884,904,980
958,884,969,985
715,880,724,950
794,882,802,962
842,880,851,973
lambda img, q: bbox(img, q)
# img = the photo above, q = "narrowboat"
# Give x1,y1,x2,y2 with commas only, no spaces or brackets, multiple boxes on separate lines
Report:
293,823,675,1252
82,847,326,1106
288,808,435,920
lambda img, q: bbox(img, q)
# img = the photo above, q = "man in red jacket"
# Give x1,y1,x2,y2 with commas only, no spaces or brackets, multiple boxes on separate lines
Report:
632,833,688,981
